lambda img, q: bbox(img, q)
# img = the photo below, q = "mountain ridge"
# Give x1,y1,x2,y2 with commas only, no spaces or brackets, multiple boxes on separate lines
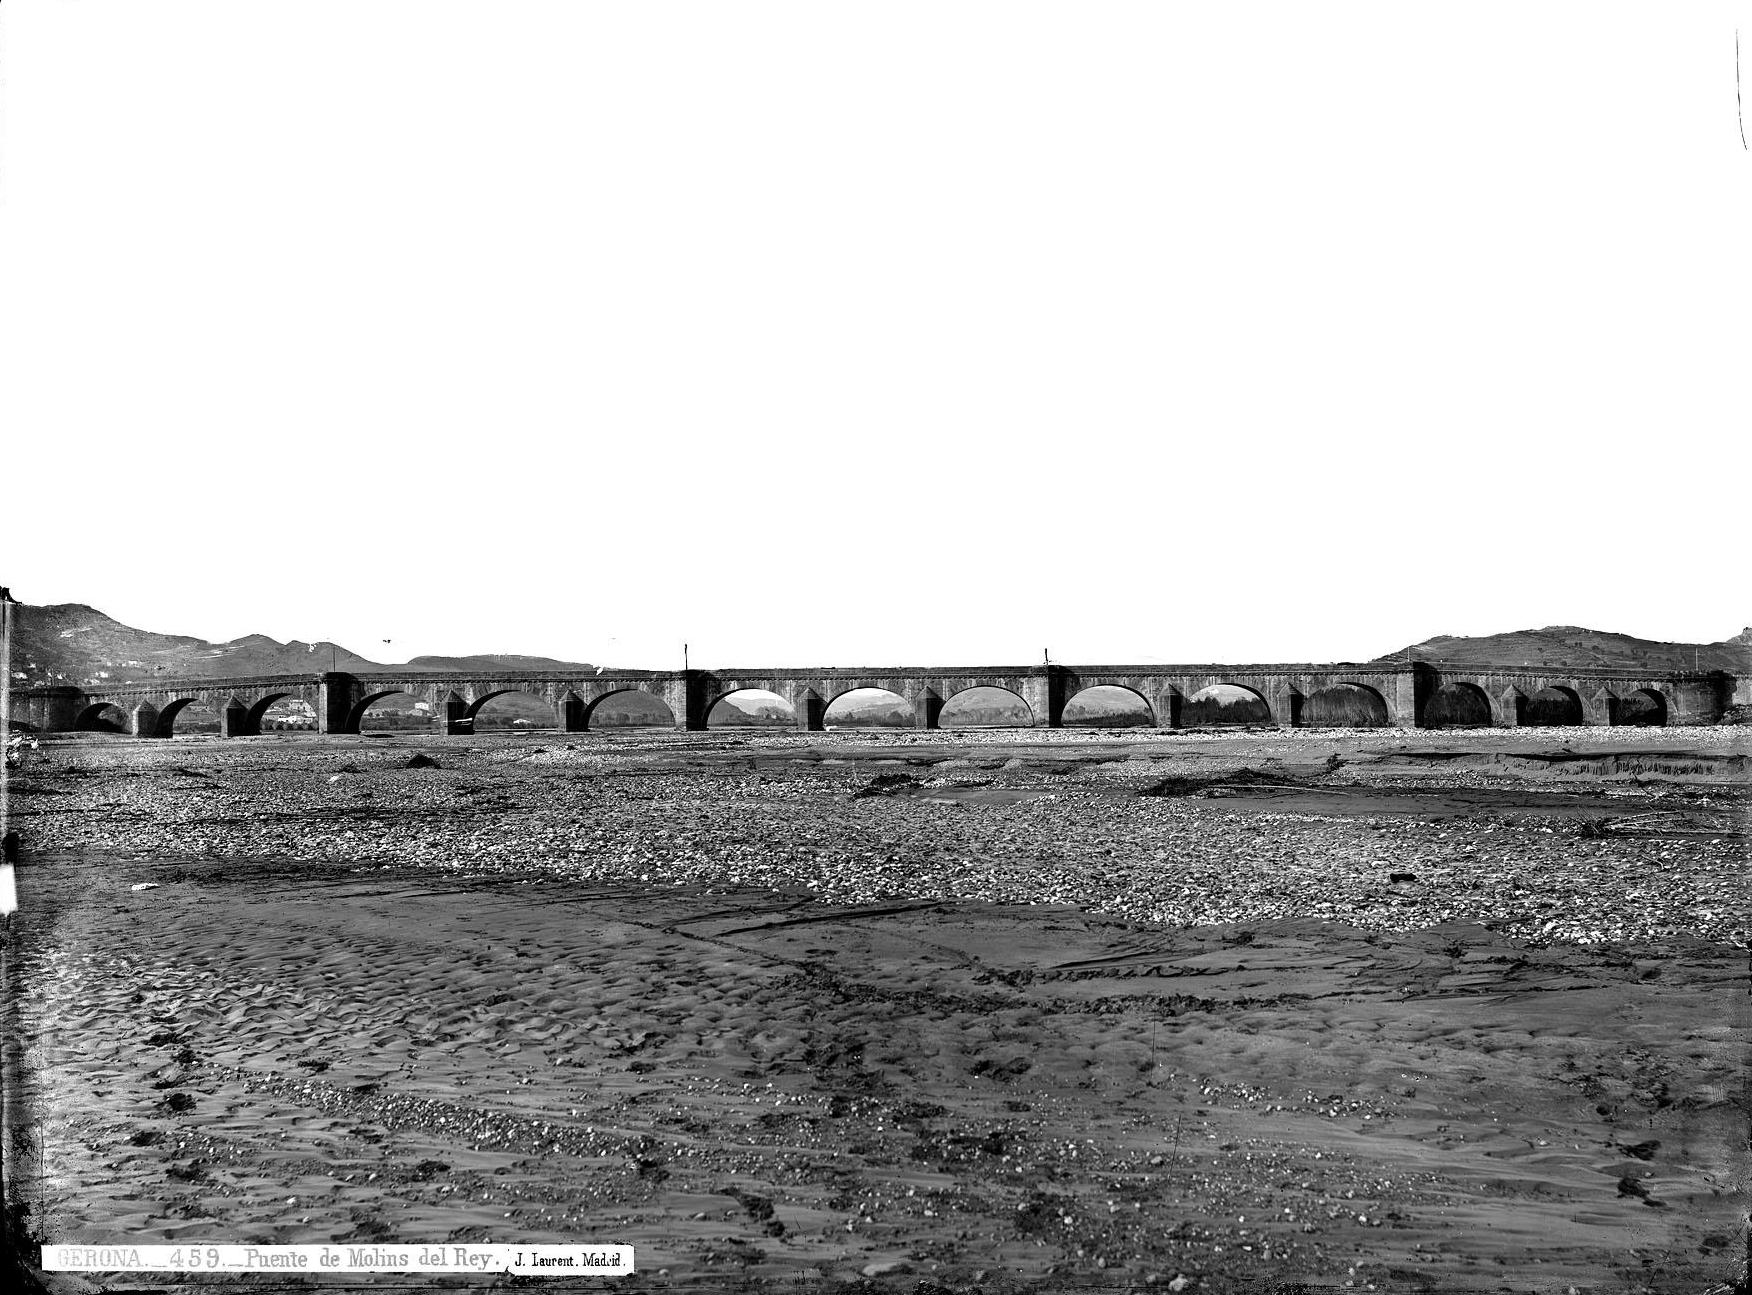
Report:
5,604,601,686
1376,625,1750,675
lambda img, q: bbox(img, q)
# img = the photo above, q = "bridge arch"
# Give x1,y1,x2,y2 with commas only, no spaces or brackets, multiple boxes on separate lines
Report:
245,693,298,735
705,688,796,730
1062,684,1154,728
466,688,553,731
823,687,913,729
1422,682,1493,728
347,689,418,733
73,702,129,733
1182,683,1270,727
1302,682,1390,728
582,687,674,730
1524,685,1584,727
241,693,320,735
1615,687,1667,727
939,685,1034,728
155,697,217,737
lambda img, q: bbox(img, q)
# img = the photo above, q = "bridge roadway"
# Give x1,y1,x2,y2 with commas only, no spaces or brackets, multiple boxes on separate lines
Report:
12,660,1738,736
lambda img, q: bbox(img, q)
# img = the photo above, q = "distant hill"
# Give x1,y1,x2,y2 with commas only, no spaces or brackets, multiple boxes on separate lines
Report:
1377,625,1752,675
3,603,599,689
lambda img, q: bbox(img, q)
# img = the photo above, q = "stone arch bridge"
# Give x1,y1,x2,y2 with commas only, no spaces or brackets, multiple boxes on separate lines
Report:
12,661,1737,737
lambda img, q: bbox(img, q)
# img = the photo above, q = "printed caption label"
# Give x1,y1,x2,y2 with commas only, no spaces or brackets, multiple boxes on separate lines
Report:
44,1244,635,1275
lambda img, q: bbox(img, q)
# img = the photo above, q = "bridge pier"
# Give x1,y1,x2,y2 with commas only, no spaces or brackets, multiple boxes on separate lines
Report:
131,702,161,738
319,674,353,735
442,693,471,736
1395,672,1422,728
1274,690,1303,728
794,689,825,733
665,675,706,731
1022,675,1061,728
218,699,247,738
558,691,587,733
913,689,942,730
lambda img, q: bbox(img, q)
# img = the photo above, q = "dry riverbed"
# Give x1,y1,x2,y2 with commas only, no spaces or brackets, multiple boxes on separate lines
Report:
3,726,1747,1293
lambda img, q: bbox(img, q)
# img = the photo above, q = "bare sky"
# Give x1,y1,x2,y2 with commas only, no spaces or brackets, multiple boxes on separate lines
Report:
2,2,1746,669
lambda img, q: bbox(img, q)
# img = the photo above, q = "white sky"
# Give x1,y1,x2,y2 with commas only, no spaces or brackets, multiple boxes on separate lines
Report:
2,2,1746,668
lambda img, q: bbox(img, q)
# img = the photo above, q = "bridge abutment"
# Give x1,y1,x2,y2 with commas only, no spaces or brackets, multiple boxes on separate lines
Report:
1668,678,1732,725
12,686,83,733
